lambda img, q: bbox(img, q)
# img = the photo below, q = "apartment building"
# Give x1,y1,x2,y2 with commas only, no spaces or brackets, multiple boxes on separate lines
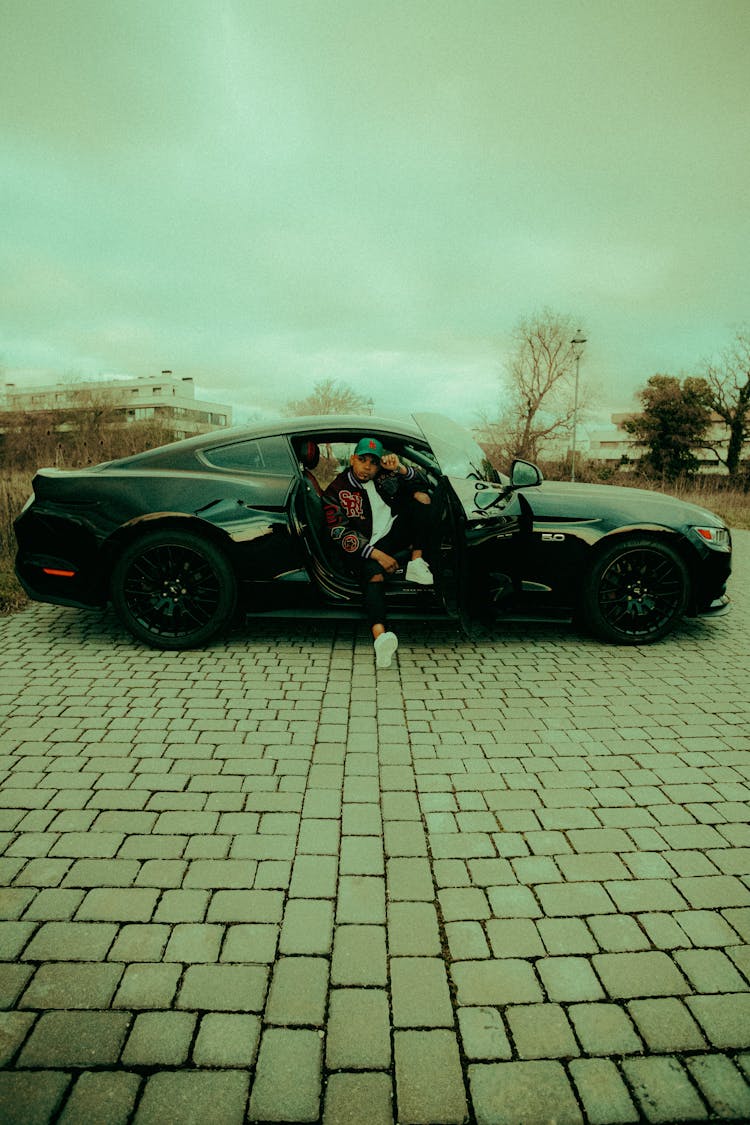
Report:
588,412,730,472
1,372,232,439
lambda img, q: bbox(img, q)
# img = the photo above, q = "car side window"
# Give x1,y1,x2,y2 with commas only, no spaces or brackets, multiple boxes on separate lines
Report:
202,435,295,477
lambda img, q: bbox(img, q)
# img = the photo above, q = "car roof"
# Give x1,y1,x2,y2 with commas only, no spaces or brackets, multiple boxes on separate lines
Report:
101,414,427,469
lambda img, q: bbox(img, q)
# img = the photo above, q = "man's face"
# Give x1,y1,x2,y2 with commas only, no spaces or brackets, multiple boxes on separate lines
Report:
350,452,380,481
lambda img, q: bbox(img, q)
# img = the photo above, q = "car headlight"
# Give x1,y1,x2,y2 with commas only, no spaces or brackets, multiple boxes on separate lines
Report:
692,525,731,550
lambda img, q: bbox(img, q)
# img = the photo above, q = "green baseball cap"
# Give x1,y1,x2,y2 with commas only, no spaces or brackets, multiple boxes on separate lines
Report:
353,437,384,459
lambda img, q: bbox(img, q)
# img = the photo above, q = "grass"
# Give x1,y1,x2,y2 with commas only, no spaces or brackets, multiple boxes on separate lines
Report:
1,463,747,616
0,470,33,615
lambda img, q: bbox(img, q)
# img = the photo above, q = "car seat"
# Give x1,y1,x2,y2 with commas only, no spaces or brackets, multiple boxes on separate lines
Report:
299,440,323,496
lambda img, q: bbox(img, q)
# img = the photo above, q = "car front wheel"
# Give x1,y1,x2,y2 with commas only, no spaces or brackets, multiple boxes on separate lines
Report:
111,529,237,649
582,536,689,645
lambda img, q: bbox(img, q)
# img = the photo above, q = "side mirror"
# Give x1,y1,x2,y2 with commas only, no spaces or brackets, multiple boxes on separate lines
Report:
510,460,543,488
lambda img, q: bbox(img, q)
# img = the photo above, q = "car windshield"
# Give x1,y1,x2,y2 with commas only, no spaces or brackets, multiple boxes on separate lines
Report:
412,412,496,481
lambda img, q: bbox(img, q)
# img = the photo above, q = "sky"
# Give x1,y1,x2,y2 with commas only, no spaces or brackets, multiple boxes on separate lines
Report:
1,0,748,431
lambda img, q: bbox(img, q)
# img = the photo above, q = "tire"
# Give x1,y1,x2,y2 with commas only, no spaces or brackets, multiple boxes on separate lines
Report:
111,528,237,649
581,536,689,645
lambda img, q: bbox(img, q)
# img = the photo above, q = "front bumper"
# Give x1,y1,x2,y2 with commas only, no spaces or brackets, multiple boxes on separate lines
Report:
694,593,731,619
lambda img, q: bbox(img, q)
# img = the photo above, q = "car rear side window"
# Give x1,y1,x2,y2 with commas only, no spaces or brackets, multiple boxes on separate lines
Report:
202,435,295,476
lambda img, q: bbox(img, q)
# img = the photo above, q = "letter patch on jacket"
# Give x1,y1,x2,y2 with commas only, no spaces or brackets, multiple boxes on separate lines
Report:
339,490,364,519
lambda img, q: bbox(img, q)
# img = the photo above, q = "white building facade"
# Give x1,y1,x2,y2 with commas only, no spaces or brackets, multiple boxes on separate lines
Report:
1,372,232,439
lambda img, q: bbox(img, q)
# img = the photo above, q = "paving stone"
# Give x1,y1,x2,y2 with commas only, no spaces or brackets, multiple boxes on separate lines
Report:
331,924,387,986
107,923,169,962
686,993,750,1048
21,921,117,961
323,1072,394,1125
19,962,123,1009
336,875,386,924
469,1060,583,1125
638,912,691,949
673,908,744,947
486,918,545,958
452,959,542,1005
280,898,334,955
445,920,490,960
177,963,268,1011
457,1006,512,1060
265,956,328,1026
221,922,279,962
76,887,159,921
112,962,182,1008
486,884,541,918
627,997,707,1051
392,957,453,1028
0,1070,71,1125
163,923,224,962
536,881,615,916
0,1010,35,1065
206,889,284,922
604,878,687,913
686,1054,750,1120
153,889,209,923
22,888,85,921
289,854,339,898
586,913,650,952
569,1002,642,1055
0,963,34,1007
135,1071,249,1125
439,886,491,921
622,1056,708,1123
386,857,434,901
536,956,605,1002
58,1071,141,1125
675,875,750,908
326,988,391,1069
536,916,598,955
674,947,749,992
506,1002,578,1059
388,902,441,956
121,1010,196,1065
593,951,690,998
394,1030,467,1124
17,1010,130,1066
192,1012,261,1067
569,1058,639,1124
248,1027,322,1123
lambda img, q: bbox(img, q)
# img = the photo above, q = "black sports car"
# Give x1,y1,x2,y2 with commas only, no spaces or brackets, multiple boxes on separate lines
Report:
14,412,731,649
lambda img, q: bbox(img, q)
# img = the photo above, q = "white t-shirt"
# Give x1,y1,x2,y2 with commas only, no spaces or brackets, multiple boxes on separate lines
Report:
364,480,395,546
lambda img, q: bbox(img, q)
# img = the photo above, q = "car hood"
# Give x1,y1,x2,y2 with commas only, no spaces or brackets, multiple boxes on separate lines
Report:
525,480,726,528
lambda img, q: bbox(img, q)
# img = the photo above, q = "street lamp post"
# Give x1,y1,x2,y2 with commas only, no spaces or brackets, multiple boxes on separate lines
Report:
570,331,587,482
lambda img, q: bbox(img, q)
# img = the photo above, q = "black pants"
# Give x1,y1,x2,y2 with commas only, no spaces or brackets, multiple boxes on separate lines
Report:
357,501,433,628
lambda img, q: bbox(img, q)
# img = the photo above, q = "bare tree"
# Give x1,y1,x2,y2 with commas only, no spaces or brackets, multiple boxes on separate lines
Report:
283,378,372,417
703,331,750,480
482,310,587,463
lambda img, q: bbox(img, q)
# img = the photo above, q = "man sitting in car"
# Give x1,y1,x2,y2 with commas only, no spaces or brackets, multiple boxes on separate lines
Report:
322,437,433,669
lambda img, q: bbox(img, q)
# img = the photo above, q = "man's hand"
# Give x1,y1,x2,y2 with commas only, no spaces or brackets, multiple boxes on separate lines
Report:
413,491,431,505
371,548,399,574
380,453,403,474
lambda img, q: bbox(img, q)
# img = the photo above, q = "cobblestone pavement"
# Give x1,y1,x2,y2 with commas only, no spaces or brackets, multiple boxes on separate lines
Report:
0,533,748,1124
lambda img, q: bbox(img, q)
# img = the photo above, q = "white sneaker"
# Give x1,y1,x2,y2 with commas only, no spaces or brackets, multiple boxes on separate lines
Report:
405,558,434,585
374,630,398,669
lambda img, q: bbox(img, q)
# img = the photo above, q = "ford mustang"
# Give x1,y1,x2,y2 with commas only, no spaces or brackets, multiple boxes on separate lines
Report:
14,412,731,649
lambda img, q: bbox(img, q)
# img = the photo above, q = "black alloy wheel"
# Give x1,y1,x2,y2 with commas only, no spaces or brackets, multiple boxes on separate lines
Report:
111,529,237,649
582,536,689,644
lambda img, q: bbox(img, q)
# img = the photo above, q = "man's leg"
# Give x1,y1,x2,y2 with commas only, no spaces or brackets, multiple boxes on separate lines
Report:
361,558,398,668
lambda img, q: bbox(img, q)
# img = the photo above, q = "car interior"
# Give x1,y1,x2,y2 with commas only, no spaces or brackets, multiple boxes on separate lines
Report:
292,434,443,591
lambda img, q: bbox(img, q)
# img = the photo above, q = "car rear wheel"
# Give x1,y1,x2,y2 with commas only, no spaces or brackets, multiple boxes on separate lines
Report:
582,536,689,645
111,529,237,649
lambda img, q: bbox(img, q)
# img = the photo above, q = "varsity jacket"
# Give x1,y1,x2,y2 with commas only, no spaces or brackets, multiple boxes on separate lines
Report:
322,465,426,561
